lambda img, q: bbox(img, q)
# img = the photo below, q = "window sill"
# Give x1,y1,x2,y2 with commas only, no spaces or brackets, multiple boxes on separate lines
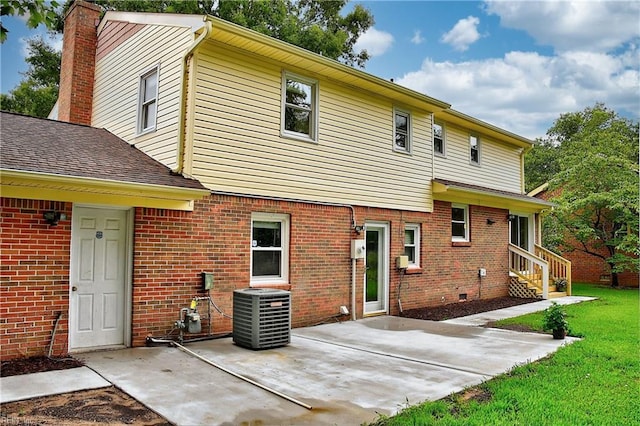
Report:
280,131,317,144
404,267,423,275
451,241,471,247
393,147,412,155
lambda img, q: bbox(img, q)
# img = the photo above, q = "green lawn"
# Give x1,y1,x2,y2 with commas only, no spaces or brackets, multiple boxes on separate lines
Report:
369,283,640,426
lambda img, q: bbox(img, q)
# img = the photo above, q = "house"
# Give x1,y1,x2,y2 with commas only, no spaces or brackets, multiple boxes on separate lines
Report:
530,183,638,287
1,0,569,360
0,111,210,359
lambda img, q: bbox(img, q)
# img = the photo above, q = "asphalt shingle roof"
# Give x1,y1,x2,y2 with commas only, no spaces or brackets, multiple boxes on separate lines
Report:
433,178,553,206
0,111,207,191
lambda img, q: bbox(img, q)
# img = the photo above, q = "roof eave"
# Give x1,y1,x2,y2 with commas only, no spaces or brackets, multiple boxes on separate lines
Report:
204,16,451,112
432,180,553,213
0,169,210,211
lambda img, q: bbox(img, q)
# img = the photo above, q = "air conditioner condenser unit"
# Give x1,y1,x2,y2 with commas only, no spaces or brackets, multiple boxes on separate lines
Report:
233,288,291,349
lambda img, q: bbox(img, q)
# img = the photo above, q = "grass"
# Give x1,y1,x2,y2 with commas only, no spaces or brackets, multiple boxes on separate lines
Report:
368,283,640,426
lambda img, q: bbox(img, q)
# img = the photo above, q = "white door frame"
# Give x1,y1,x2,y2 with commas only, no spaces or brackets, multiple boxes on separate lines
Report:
363,221,389,315
69,204,133,351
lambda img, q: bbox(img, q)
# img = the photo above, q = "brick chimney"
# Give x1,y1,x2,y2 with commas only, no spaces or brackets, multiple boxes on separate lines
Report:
58,0,101,125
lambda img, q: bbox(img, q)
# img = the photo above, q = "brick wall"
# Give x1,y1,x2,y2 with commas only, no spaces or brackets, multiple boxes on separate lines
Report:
2,195,512,359
58,0,101,125
1,199,73,359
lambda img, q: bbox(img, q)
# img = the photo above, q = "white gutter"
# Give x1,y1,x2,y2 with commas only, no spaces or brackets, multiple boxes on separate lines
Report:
174,18,212,175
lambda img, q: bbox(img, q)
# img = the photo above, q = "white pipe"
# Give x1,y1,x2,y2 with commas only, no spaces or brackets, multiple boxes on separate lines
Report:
172,341,312,410
351,258,356,321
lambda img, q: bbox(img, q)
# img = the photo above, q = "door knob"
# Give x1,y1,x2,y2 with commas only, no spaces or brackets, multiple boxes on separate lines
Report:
72,286,77,291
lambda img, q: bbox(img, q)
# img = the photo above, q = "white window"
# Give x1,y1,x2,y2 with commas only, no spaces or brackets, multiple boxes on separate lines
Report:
282,72,318,142
470,134,480,165
433,122,445,156
393,108,411,153
451,204,469,242
251,213,290,284
137,65,159,134
404,224,420,267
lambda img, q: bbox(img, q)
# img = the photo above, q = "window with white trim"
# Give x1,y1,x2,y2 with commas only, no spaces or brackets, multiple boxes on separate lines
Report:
393,108,411,153
404,224,420,267
251,213,290,284
282,72,318,142
433,122,445,156
470,134,480,164
137,65,159,134
451,204,469,242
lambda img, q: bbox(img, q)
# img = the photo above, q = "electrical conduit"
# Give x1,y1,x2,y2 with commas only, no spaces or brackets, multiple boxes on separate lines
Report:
170,340,312,410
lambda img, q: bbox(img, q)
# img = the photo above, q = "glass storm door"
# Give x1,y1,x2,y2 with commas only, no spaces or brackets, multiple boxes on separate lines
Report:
364,223,388,314
510,215,530,250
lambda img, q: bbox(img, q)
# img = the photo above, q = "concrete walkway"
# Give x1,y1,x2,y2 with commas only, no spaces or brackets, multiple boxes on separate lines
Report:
0,295,594,425
443,296,596,326
0,366,110,404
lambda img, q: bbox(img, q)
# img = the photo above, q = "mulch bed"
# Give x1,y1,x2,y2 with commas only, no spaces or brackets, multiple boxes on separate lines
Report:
399,296,539,321
1,356,84,378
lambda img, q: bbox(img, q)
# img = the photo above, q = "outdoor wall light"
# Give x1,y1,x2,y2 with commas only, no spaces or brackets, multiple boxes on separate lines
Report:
353,225,364,234
507,214,517,222
486,218,496,225
43,211,66,226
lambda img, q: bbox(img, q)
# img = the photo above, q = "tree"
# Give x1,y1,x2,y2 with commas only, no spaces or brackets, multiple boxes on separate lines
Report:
90,0,373,67
0,36,61,117
544,104,639,287
1,0,60,42
524,138,561,193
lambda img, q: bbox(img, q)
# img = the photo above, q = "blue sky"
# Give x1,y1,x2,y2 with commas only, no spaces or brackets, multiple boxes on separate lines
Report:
1,0,639,139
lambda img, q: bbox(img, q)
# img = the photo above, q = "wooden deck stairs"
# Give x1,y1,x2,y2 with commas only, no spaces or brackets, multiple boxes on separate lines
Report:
508,244,571,300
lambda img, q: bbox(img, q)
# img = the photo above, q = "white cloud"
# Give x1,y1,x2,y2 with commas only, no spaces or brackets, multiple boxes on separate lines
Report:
396,47,639,139
354,27,394,57
484,0,640,53
441,16,481,52
411,30,425,45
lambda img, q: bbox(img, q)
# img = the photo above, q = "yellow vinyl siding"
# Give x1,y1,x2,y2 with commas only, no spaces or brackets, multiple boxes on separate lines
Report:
434,123,522,193
92,24,194,169
189,42,433,212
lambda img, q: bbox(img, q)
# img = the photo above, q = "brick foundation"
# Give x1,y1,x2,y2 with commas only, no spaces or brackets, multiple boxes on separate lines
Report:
2,196,511,360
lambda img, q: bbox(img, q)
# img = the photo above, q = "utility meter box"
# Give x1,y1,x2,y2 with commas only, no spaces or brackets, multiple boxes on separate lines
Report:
396,255,409,269
201,272,214,290
351,240,366,259
478,268,487,277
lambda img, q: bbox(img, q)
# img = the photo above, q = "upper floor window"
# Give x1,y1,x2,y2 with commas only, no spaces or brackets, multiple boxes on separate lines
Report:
433,122,445,156
470,134,480,165
282,72,318,142
251,213,290,285
452,204,469,242
393,108,411,153
137,65,159,134
404,224,420,267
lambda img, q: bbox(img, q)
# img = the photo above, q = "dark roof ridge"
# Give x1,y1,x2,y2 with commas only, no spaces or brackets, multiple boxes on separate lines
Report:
1,110,99,130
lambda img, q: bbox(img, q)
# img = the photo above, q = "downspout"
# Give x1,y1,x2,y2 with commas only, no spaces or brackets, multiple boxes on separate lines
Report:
174,18,213,175
520,145,532,194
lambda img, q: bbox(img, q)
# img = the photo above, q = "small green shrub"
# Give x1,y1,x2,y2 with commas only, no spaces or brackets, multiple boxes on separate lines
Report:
542,302,569,333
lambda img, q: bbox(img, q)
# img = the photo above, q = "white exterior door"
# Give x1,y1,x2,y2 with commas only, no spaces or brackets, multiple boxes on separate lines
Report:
69,207,129,350
364,222,389,315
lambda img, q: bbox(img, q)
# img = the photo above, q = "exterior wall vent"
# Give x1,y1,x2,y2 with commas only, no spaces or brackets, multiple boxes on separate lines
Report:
233,288,291,349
